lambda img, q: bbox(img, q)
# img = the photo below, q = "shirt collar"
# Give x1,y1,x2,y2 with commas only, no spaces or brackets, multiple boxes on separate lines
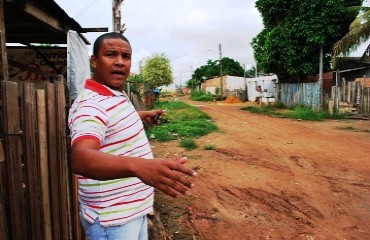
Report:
85,79,124,96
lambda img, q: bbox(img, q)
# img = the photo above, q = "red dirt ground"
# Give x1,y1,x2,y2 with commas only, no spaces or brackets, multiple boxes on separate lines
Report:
151,97,370,240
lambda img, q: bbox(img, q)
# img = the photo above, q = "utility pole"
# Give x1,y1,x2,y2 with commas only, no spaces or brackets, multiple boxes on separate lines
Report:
219,44,223,97
112,0,126,33
190,65,194,90
243,63,248,101
318,46,323,110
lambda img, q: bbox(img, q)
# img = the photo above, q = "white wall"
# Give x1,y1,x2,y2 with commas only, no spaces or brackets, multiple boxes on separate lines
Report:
246,75,278,101
226,76,246,90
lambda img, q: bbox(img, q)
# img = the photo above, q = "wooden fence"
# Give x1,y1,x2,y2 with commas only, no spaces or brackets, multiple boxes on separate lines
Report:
276,81,370,114
331,79,370,114
0,80,83,240
276,82,322,110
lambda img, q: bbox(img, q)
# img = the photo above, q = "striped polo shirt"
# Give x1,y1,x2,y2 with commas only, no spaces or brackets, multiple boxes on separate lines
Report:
68,79,154,227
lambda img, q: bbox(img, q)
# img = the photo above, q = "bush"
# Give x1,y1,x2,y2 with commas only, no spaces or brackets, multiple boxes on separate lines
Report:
190,90,215,102
180,138,198,150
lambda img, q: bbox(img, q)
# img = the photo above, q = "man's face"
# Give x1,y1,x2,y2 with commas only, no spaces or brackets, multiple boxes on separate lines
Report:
91,38,132,90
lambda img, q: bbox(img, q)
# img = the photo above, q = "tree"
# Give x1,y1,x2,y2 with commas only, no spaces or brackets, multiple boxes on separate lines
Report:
141,53,174,87
191,57,245,84
252,0,361,80
332,5,370,68
126,74,146,95
245,66,257,78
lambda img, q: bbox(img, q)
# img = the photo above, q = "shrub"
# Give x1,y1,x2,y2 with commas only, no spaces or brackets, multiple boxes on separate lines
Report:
180,138,198,150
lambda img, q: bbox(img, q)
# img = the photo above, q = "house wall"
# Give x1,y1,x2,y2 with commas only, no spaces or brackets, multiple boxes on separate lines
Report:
246,75,278,101
201,75,278,101
201,76,222,94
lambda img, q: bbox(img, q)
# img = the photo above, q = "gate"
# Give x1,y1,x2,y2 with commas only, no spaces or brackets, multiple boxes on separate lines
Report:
0,80,83,240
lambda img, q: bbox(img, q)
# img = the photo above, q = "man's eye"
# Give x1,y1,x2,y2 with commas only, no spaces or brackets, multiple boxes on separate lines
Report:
106,51,117,56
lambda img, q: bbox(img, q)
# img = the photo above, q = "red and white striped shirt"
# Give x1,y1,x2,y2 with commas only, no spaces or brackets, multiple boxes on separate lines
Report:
68,79,154,226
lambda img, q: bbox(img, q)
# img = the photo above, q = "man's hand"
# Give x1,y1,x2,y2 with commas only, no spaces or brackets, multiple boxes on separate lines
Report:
139,109,167,125
133,157,197,198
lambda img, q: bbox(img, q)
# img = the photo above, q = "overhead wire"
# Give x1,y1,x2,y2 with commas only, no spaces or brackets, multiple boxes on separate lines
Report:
71,0,102,18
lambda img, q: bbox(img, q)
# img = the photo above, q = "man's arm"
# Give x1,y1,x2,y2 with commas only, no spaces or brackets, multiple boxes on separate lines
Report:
71,139,196,198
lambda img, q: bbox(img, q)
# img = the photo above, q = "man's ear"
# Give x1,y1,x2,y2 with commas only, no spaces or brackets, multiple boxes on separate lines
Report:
90,55,97,68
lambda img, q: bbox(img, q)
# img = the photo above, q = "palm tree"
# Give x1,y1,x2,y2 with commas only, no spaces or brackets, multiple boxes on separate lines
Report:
332,6,370,68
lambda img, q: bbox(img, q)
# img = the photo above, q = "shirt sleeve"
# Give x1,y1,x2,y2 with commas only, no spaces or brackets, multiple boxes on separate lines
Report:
68,98,109,146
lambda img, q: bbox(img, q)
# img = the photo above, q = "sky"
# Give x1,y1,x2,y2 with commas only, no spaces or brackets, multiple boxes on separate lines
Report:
54,0,264,86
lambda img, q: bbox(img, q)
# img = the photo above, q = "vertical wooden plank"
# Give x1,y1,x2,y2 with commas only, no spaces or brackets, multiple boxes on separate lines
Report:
1,81,26,239
346,80,350,104
0,82,9,240
341,79,345,102
23,83,43,240
55,80,72,240
45,82,61,240
36,89,52,240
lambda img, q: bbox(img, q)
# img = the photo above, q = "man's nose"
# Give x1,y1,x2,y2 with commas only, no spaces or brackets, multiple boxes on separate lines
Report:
115,56,125,65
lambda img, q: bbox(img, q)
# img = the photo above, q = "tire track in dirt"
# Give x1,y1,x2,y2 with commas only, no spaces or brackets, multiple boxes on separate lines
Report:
153,99,370,240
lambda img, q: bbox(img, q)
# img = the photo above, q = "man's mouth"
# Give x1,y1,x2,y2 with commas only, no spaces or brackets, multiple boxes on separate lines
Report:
111,70,125,77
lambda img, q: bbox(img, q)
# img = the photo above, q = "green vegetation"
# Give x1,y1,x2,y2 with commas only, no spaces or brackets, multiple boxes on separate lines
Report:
281,105,330,121
191,57,246,85
336,126,356,131
204,144,216,150
333,5,370,68
242,105,349,121
242,106,282,117
141,53,174,87
253,0,361,79
180,138,198,151
146,101,218,143
190,90,222,102
336,125,370,133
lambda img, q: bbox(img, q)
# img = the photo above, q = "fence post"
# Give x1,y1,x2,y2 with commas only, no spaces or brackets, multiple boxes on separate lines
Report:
23,83,44,239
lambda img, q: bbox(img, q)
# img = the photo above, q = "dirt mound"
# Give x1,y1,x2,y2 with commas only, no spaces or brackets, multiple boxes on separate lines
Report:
224,95,242,103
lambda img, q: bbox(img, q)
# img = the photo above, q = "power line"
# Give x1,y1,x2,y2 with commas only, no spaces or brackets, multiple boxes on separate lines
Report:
72,0,102,18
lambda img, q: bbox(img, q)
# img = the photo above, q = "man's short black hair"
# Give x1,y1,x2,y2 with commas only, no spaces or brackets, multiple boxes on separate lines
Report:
93,32,130,56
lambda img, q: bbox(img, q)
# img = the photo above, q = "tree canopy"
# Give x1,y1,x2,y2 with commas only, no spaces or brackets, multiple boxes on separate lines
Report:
252,0,362,80
332,5,370,68
141,53,174,87
191,57,245,84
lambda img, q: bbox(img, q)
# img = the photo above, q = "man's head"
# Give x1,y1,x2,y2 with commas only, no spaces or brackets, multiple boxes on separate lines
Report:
91,32,132,90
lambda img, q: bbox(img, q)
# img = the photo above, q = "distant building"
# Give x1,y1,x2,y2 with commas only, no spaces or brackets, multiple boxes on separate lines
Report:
201,74,278,102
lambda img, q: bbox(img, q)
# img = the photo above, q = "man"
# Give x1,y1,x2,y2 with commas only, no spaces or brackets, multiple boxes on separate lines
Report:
255,85,263,103
68,32,196,240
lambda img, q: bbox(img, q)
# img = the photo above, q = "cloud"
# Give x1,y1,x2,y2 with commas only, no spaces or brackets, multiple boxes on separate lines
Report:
55,0,263,84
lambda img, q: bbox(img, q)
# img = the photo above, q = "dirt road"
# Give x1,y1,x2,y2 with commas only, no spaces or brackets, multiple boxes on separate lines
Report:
151,98,370,240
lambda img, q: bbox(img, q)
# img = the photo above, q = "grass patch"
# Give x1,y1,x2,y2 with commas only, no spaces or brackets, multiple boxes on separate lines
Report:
281,105,330,121
336,126,356,131
336,126,370,133
180,138,198,150
242,105,348,121
147,101,218,142
190,90,222,102
204,144,216,150
241,105,281,117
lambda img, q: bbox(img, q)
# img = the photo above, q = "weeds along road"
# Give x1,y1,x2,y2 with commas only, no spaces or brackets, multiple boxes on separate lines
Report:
151,98,370,240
